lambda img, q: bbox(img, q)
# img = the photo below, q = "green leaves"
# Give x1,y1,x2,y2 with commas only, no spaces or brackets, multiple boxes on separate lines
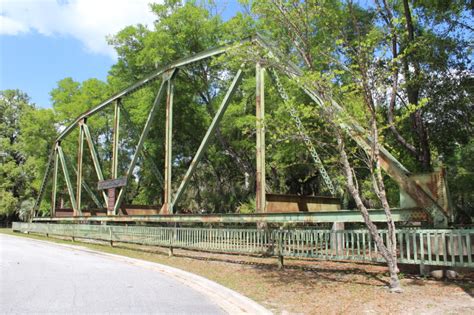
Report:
0,90,56,219
5,1,471,218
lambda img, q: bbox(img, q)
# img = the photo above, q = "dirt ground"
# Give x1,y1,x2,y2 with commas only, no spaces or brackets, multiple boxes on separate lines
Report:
2,230,473,314
132,246,474,314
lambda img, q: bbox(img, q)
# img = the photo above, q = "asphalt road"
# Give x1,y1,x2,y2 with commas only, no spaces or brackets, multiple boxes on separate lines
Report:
0,234,226,314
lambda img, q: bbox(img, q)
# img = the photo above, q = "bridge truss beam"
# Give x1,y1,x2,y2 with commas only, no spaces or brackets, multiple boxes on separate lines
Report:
32,34,449,226
31,208,427,224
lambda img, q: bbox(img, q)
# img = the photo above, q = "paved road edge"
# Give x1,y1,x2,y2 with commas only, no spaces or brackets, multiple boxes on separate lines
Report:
1,233,272,315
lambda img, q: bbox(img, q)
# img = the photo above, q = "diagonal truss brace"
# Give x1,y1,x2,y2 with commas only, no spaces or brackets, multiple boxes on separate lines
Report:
64,153,103,208
82,123,108,206
55,41,250,143
33,148,55,218
172,68,244,207
50,148,59,217
113,72,173,214
119,105,164,187
57,145,79,214
34,38,249,217
269,68,336,196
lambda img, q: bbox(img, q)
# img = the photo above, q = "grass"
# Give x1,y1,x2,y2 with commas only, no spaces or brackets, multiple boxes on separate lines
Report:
1,228,473,314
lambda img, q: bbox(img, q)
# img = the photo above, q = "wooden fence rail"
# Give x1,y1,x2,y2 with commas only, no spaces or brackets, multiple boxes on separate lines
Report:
12,223,473,268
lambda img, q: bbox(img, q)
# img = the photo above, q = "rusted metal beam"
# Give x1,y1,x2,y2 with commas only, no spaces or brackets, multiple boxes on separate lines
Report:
162,77,174,215
32,208,427,224
111,99,120,179
305,90,448,226
113,74,171,215
33,147,55,217
54,40,251,143
268,68,337,196
172,68,244,207
119,104,164,186
76,122,84,212
81,182,103,209
82,123,108,206
255,62,266,213
57,145,78,214
64,153,103,208
51,146,59,217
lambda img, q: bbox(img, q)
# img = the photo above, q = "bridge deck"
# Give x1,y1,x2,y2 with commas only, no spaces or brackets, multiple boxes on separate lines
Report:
32,208,427,224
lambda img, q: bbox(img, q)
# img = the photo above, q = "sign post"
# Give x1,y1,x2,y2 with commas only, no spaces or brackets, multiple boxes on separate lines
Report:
98,177,127,215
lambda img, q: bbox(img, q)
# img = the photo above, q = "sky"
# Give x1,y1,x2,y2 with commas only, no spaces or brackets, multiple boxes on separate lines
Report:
0,0,240,108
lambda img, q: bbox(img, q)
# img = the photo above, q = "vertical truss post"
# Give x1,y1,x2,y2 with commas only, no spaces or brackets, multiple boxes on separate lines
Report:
57,144,78,214
82,123,108,206
110,99,121,215
162,77,174,214
112,99,121,179
172,68,244,207
113,75,171,215
256,62,266,213
51,144,59,217
76,120,85,212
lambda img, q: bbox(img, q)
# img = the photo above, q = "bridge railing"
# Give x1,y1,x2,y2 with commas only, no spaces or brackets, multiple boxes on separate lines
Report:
274,229,473,267
12,222,473,268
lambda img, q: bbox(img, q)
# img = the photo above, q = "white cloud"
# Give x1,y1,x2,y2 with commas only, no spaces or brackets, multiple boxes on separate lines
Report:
0,0,159,58
0,15,28,34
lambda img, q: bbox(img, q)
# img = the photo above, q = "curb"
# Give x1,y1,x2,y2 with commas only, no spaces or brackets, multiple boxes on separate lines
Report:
2,233,272,314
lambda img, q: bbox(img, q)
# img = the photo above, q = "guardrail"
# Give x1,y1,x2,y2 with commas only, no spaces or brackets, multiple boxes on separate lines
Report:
12,222,474,268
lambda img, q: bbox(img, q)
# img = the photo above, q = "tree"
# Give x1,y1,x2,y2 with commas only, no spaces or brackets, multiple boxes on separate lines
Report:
245,0,472,289
0,90,56,222
248,0,400,289
106,1,259,212
372,0,473,172
0,90,32,221
50,78,111,209
447,139,474,220
19,102,57,215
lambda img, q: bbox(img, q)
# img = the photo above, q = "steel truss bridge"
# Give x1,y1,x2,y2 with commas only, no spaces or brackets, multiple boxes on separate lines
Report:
32,34,450,227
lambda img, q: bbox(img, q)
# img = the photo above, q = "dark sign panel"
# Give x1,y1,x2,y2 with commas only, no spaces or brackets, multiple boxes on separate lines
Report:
97,177,127,190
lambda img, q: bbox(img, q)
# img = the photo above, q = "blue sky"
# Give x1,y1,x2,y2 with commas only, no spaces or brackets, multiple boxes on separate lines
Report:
1,32,114,108
0,0,241,108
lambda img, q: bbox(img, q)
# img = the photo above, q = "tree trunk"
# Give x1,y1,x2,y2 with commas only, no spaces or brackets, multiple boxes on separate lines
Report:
337,133,402,292
402,0,431,172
